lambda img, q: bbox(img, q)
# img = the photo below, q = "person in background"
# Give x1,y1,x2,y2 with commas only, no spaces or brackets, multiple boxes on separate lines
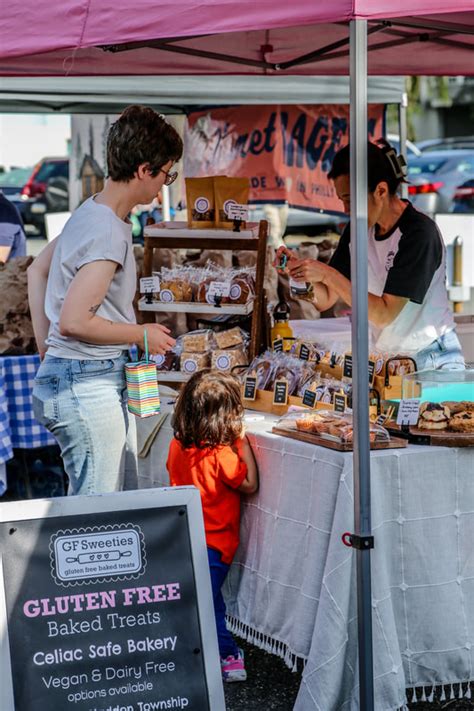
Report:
28,105,183,495
167,370,258,682
0,191,26,262
276,141,465,370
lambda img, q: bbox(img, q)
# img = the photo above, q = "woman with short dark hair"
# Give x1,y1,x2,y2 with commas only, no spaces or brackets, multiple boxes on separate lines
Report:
28,106,183,495
276,141,464,370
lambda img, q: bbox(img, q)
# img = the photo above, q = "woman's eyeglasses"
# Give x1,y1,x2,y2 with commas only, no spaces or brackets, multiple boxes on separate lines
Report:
159,168,178,186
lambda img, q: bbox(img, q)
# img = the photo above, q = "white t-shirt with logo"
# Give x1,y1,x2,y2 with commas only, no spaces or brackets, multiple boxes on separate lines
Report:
330,202,455,354
45,197,137,359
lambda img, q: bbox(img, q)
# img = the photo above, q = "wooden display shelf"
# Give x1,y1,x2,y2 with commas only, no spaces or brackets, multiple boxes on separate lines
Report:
139,297,254,315
241,387,335,416
156,372,190,383
142,220,268,360
272,425,407,451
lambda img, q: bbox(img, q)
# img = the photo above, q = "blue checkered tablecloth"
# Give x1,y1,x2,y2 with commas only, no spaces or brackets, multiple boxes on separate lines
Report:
0,355,56,468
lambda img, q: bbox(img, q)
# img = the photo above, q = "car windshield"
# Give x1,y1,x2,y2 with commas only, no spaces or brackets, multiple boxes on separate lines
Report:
0,167,32,187
36,160,69,181
408,159,447,176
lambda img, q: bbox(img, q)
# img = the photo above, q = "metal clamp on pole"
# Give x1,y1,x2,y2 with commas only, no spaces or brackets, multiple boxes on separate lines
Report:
342,532,374,550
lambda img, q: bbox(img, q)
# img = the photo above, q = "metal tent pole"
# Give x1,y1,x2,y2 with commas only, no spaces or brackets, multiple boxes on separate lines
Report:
349,19,375,711
398,91,409,199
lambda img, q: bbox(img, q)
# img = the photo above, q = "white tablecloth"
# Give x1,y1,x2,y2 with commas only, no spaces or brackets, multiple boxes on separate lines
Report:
136,413,474,710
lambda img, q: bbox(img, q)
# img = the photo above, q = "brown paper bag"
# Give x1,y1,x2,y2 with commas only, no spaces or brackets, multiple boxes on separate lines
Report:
214,176,249,229
185,177,216,229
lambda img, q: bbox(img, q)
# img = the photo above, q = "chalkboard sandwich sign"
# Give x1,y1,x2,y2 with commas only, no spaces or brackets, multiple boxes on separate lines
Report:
0,488,225,711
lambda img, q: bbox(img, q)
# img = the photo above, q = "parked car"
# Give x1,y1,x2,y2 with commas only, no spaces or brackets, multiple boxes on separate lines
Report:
0,166,32,224
386,134,421,158
18,157,69,235
451,179,474,213
416,136,474,153
407,150,474,215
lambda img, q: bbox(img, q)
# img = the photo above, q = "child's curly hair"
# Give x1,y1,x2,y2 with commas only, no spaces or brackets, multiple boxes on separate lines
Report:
172,369,244,449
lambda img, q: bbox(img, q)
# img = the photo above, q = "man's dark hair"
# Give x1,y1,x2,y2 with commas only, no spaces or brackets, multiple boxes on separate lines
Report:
172,369,244,450
107,105,183,181
328,141,404,195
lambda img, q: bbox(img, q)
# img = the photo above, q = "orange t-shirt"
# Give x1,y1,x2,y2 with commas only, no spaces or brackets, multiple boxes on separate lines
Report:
167,438,248,564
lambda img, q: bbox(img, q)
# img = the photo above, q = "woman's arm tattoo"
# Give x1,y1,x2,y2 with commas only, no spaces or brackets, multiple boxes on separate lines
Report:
89,303,101,315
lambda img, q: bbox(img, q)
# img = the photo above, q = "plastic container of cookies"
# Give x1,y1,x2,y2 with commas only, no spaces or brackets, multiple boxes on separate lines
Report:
276,410,390,444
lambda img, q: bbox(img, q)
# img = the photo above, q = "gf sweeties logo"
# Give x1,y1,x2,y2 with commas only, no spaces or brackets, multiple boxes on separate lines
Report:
50,524,146,587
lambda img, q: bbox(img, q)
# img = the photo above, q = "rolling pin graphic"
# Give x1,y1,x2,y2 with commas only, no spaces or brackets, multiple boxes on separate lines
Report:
66,550,133,564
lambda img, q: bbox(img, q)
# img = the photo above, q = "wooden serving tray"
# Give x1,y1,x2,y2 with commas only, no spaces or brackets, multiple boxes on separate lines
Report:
272,426,407,451
386,423,474,448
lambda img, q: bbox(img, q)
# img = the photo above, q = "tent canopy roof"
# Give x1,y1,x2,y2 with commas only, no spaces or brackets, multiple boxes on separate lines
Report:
1,3,473,77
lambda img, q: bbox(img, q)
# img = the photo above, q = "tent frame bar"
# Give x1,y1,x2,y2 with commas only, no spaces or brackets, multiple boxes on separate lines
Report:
99,17,473,73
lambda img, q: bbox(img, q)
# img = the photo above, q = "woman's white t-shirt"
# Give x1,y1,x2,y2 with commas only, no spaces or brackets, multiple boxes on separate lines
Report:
329,201,455,354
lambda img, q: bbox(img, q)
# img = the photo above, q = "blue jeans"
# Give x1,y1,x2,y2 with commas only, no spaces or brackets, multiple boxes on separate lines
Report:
32,353,137,496
415,330,465,371
207,547,239,659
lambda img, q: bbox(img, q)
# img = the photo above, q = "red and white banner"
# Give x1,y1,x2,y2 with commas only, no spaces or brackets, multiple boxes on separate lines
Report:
184,104,385,213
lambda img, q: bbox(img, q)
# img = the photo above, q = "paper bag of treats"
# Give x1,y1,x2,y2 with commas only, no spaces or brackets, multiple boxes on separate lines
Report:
186,177,216,229
214,176,249,229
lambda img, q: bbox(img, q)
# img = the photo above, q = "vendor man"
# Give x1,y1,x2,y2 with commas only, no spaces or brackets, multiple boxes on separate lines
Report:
276,141,465,370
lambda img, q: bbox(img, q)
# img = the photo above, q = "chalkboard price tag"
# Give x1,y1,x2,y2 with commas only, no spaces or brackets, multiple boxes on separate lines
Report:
273,379,288,405
375,413,388,426
273,338,284,353
299,343,310,361
343,354,353,379
243,376,257,401
302,389,317,408
334,393,347,413
368,359,376,386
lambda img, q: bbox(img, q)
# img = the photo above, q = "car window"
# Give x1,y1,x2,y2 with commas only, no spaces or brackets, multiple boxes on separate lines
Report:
408,159,447,176
0,167,32,187
456,160,474,173
36,161,69,182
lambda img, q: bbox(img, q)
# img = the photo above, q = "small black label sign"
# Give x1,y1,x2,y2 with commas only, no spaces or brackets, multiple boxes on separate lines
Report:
273,338,284,353
368,360,376,386
302,389,317,408
375,413,388,426
243,376,257,401
343,355,353,379
299,344,310,361
273,379,288,405
334,393,347,413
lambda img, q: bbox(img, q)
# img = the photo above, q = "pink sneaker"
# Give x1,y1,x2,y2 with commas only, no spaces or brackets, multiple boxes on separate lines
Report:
221,647,247,682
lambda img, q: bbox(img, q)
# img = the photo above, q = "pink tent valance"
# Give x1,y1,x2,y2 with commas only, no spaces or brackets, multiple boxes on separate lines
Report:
1,2,473,76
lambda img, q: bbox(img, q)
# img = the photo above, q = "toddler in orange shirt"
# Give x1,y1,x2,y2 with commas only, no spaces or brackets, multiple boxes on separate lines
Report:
167,369,258,682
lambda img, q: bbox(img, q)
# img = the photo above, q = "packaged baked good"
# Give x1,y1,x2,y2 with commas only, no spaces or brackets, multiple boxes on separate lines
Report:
150,350,179,371
186,177,216,229
180,329,215,353
180,352,211,374
244,351,277,390
211,348,248,372
214,327,248,350
229,269,256,304
214,176,249,229
387,356,417,377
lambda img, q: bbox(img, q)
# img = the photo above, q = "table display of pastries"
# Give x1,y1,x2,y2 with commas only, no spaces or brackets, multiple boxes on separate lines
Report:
276,410,391,446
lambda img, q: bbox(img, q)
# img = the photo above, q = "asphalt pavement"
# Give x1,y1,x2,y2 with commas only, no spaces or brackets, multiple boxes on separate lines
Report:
223,640,474,710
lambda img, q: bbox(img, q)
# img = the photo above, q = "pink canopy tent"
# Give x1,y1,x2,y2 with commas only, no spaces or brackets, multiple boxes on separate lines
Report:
2,3,473,710
1,2,473,76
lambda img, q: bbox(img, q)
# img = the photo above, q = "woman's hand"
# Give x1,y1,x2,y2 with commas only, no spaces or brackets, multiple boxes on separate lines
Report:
288,258,331,285
273,245,297,272
142,323,176,355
